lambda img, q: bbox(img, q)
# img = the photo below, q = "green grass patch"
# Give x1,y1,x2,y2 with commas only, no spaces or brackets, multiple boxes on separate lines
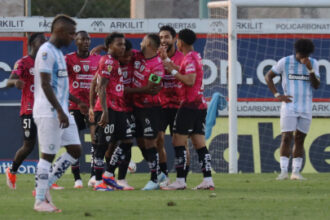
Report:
1,173,330,220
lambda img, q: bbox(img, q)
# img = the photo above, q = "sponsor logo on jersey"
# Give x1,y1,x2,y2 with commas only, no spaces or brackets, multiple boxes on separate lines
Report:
288,74,310,81
73,65,81,73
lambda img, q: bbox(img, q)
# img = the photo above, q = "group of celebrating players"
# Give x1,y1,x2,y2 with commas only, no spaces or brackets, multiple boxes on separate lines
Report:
4,14,214,212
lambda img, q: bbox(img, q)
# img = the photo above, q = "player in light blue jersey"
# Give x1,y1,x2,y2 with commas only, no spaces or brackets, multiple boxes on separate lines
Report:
265,39,320,181
33,14,81,213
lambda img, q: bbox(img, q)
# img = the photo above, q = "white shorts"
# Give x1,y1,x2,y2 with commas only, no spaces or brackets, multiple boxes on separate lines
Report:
280,111,312,134
34,115,81,154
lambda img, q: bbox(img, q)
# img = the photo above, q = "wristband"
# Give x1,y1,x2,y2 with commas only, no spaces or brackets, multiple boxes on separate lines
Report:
171,69,178,76
274,92,280,98
308,69,315,74
165,57,171,63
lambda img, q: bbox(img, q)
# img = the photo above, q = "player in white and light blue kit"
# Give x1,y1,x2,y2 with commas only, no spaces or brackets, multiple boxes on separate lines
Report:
265,39,320,181
33,14,81,212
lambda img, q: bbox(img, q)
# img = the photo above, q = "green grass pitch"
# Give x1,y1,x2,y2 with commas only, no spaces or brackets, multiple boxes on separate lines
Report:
1,173,330,220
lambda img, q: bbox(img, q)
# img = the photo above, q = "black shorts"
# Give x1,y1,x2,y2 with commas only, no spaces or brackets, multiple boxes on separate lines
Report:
133,107,161,139
173,107,206,135
70,110,90,131
127,112,136,137
94,109,133,145
160,108,178,135
21,114,37,141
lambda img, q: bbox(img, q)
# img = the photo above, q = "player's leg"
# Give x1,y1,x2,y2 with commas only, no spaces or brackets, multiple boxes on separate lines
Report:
33,117,62,212
87,122,97,187
157,108,170,178
6,115,36,189
290,116,310,180
162,107,192,190
277,115,296,180
141,107,162,190
69,110,86,188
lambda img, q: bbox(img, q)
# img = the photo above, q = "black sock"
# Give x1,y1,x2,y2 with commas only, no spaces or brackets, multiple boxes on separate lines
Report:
11,161,20,173
197,147,212,178
118,147,132,180
185,165,190,182
94,143,107,181
90,143,96,177
159,162,168,176
174,146,187,178
71,161,81,181
146,148,159,183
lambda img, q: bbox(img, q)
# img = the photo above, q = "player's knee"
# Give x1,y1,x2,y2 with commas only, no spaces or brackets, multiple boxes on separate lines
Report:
66,145,82,159
281,133,293,145
23,139,36,152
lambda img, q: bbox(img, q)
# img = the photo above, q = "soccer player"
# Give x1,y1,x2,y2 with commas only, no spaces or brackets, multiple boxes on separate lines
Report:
33,14,81,212
265,39,320,180
157,25,188,186
93,33,132,191
162,29,214,190
65,30,101,188
126,34,165,190
5,33,46,190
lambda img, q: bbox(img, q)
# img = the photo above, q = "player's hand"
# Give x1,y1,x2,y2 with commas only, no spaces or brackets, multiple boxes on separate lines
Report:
162,60,173,72
98,111,108,128
78,102,89,115
15,79,24,90
57,109,69,128
277,95,292,103
90,45,106,55
88,108,95,123
157,47,168,60
300,57,313,70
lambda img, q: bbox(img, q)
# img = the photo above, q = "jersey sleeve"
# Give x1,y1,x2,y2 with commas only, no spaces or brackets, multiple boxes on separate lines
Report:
11,59,24,76
271,57,285,76
152,60,165,78
99,57,117,79
311,59,320,79
184,56,198,75
37,48,55,74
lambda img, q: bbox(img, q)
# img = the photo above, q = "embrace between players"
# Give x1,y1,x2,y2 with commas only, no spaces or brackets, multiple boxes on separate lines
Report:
5,15,214,212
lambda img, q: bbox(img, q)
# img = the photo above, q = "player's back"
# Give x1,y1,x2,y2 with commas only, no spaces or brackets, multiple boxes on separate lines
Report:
179,51,207,109
33,42,69,118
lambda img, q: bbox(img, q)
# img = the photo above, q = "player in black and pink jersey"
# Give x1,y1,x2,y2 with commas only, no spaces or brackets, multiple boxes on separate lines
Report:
5,33,48,189
65,31,101,188
162,29,215,190
93,33,133,191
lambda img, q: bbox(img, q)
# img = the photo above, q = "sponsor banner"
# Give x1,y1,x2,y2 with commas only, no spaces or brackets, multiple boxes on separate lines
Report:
1,17,330,34
0,160,37,174
218,101,330,116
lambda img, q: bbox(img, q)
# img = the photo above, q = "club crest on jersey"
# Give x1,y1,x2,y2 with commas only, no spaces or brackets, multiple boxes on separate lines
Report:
118,68,122,75
73,65,81,73
108,65,112,73
42,52,48,60
134,61,141,69
83,64,89,72
29,67,35,75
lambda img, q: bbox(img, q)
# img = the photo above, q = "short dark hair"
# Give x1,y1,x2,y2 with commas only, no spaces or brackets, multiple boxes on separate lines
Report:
125,39,132,52
76,30,88,37
28,33,44,46
104,32,125,48
51,14,76,33
178,29,196,46
159,25,176,38
147,33,160,49
294,39,314,56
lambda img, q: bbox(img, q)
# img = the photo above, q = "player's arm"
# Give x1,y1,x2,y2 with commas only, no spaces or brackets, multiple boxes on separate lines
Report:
40,73,69,128
158,47,180,71
97,76,109,127
300,57,320,89
90,44,107,55
69,93,88,115
88,74,98,122
265,70,292,103
6,73,24,89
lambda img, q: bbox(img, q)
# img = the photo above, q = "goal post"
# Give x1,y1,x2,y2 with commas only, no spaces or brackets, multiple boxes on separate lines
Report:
207,0,330,174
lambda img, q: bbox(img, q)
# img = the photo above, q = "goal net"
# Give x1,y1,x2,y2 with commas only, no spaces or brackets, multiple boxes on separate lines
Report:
202,0,330,174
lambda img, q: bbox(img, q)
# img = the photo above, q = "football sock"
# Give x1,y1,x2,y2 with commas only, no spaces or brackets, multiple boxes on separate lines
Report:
48,152,76,187
174,146,187,178
35,159,51,201
107,143,132,174
118,146,132,180
197,147,212,178
146,147,159,183
292,157,303,173
159,162,168,177
71,161,81,181
280,156,289,173
94,143,107,181
90,143,96,177
11,161,20,174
